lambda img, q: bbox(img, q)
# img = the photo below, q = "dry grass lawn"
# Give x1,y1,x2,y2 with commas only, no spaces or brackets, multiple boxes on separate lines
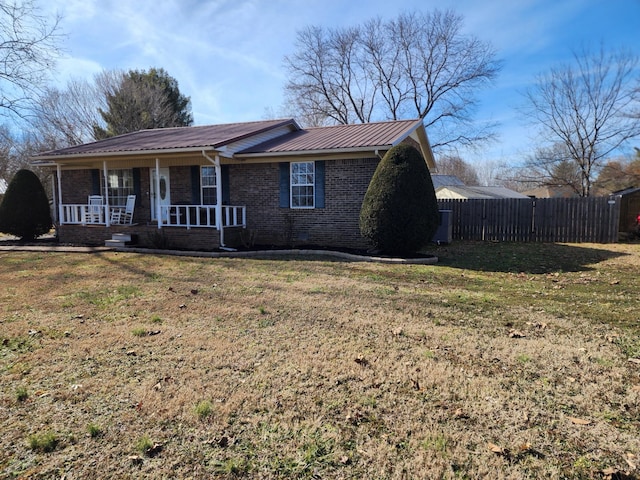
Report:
1,241,639,479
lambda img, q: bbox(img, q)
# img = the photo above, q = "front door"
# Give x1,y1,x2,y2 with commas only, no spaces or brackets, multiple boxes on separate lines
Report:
150,168,171,221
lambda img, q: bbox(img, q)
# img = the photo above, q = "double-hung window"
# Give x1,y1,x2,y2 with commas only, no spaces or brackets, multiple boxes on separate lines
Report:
201,166,217,205
103,169,134,207
290,161,315,208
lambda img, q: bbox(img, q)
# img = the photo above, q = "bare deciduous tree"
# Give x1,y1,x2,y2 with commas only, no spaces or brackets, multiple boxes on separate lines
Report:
0,125,17,179
0,125,48,186
283,10,501,151
523,46,640,196
31,78,103,149
515,143,584,196
437,155,480,185
284,25,376,126
0,0,61,119
28,69,127,151
594,151,640,193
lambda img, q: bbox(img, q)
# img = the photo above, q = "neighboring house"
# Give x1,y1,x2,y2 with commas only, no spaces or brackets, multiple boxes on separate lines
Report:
32,118,436,250
612,186,640,236
436,185,529,200
0,178,6,202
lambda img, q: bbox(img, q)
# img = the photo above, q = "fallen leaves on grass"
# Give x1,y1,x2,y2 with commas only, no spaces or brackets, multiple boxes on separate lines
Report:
526,321,548,330
488,442,507,455
568,417,592,425
508,329,526,338
354,356,370,367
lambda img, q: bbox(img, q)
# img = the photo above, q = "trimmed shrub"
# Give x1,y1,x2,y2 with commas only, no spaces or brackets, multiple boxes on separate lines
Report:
359,144,439,255
0,169,52,240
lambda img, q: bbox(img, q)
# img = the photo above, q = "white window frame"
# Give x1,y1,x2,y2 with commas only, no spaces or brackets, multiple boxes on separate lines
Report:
201,166,217,205
290,161,315,209
102,169,133,207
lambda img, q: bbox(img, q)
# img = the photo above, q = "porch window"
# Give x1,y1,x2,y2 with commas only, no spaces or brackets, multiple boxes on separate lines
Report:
201,166,217,205
102,169,134,207
291,161,315,208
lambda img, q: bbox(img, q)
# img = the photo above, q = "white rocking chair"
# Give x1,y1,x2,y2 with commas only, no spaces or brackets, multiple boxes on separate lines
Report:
110,195,136,225
87,195,104,223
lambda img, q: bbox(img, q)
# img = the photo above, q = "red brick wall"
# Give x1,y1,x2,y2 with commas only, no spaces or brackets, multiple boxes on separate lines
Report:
169,166,193,204
137,168,151,224
227,158,378,249
57,224,221,251
59,158,380,250
60,170,94,204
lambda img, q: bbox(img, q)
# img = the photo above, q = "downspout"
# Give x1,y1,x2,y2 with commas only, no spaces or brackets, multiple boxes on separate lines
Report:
155,158,162,229
103,161,110,227
50,174,57,224
202,150,225,248
56,163,63,225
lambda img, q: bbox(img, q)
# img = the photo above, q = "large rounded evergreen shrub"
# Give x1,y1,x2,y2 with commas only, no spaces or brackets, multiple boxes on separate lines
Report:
0,169,52,241
359,144,439,255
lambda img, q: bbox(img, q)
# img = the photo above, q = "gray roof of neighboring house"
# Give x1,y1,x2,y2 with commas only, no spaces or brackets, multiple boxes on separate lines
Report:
612,186,640,196
436,185,530,199
431,175,465,189
0,178,6,195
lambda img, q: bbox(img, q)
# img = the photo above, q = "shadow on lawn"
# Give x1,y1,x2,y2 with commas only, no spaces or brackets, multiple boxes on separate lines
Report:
432,241,631,274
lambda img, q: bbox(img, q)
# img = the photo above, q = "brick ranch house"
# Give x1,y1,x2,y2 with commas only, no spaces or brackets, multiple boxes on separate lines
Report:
32,118,437,251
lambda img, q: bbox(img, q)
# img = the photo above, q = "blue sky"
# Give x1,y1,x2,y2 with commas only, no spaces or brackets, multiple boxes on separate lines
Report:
41,0,640,169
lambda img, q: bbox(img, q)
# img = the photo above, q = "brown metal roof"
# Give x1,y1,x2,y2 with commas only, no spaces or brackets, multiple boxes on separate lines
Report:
35,119,298,157
238,119,423,154
33,118,434,168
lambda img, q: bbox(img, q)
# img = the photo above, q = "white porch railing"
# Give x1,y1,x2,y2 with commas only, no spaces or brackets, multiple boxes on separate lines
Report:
60,204,109,225
59,203,247,230
159,204,246,229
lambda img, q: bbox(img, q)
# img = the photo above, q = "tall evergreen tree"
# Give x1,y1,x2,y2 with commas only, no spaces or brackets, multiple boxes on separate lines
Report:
0,169,51,240
94,68,193,139
360,144,439,255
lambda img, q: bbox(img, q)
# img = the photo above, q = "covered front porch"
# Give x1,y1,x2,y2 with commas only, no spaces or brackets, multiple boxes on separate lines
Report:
49,152,247,249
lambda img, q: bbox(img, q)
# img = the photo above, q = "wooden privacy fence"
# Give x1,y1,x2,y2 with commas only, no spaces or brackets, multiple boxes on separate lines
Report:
437,197,621,243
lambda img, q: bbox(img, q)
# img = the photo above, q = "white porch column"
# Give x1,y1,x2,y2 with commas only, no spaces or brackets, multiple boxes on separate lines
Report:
156,158,162,229
202,150,224,247
214,154,224,246
103,161,110,227
56,163,63,224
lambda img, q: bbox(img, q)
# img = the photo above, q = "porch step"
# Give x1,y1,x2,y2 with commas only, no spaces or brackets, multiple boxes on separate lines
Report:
105,233,132,248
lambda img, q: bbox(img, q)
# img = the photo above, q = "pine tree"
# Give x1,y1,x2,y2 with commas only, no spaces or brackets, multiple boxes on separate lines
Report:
94,68,193,139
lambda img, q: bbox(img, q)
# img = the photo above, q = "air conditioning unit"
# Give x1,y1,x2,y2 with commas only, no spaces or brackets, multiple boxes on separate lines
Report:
432,210,452,244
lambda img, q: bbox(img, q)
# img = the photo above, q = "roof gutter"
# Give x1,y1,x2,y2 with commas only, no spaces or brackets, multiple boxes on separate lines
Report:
33,146,222,163
236,145,393,159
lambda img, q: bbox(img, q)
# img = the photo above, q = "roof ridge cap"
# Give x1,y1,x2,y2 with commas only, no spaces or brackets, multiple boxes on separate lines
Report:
136,118,296,132
304,118,422,130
